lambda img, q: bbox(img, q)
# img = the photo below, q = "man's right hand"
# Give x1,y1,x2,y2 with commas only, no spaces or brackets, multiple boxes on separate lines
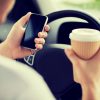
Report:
64,45,100,100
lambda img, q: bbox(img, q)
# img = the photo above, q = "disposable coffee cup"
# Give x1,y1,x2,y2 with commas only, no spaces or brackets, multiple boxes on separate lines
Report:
69,28,100,60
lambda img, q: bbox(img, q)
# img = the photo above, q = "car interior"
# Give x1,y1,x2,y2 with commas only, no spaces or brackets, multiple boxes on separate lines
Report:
0,0,100,100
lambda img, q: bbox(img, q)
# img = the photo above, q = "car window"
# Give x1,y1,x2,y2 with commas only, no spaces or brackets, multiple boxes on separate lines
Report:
51,0,100,19
37,0,100,19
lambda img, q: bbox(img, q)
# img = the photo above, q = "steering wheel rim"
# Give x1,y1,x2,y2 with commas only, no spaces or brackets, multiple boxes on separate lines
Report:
47,10,100,30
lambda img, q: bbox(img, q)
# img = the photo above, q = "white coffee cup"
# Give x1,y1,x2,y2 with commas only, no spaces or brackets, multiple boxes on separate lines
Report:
69,28,100,60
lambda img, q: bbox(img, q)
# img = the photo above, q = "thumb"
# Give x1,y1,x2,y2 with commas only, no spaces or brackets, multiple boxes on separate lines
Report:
17,12,32,26
64,47,79,65
14,48,36,59
65,48,85,83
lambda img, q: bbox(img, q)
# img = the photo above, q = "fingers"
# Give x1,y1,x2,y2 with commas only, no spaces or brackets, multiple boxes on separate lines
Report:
44,25,50,32
34,38,45,44
64,46,84,84
64,47,79,65
35,44,43,50
64,47,86,73
38,32,48,38
17,12,32,26
35,31,47,50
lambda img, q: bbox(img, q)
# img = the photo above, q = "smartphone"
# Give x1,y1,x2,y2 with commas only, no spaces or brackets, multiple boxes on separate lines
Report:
21,13,48,49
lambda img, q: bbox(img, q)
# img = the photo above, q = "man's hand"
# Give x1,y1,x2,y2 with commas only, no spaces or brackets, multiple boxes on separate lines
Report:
0,12,49,59
65,46,100,100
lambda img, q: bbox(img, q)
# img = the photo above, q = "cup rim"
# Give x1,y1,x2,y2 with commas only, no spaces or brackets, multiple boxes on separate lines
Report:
69,28,100,42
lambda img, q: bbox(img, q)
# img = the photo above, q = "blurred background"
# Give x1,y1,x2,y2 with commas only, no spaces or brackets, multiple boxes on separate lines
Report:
0,0,100,41
0,0,100,42
38,0,100,18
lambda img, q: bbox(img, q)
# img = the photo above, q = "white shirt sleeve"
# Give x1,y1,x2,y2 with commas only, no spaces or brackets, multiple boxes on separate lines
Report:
0,56,55,100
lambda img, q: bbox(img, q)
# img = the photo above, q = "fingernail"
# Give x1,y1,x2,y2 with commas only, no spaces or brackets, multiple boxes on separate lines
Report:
45,25,50,31
26,12,32,16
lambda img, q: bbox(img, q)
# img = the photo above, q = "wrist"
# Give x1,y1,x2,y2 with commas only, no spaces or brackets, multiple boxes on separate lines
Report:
82,83,100,100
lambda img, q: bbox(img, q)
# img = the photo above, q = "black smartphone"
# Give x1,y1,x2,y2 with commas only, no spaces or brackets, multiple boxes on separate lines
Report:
21,13,48,49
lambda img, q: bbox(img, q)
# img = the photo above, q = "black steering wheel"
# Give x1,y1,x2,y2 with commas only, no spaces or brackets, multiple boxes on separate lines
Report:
47,10,100,45
18,10,100,99
47,10,100,29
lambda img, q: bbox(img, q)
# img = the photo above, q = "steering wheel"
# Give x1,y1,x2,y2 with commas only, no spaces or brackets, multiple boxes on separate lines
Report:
19,10,100,99
47,10,100,28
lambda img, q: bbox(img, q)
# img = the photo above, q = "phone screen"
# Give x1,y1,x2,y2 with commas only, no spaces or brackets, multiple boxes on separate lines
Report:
21,14,48,49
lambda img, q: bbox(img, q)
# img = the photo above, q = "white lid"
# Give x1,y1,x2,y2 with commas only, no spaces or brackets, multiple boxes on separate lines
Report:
69,28,100,42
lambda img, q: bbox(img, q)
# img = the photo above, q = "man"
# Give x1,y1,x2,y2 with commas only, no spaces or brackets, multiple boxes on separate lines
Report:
0,0,49,59
0,0,55,100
